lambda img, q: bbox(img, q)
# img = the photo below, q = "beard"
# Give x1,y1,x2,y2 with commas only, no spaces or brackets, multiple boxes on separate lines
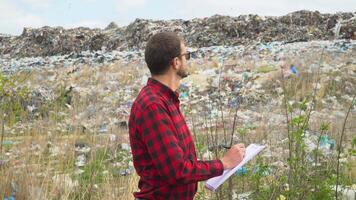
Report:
177,67,189,79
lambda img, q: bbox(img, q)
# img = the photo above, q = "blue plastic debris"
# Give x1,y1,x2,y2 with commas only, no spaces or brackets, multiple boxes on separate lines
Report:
179,91,189,99
3,183,17,200
235,166,248,176
180,83,189,90
320,134,336,149
253,165,272,176
179,83,189,99
123,101,133,108
4,194,15,200
289,64,299,75
1,141,14,145
228,99,237,108
219,57,224,65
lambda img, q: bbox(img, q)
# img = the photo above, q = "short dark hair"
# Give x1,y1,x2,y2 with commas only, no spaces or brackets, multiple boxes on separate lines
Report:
145,32,182,75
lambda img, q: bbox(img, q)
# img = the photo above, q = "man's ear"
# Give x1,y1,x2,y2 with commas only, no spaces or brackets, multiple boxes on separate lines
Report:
171,57,179,70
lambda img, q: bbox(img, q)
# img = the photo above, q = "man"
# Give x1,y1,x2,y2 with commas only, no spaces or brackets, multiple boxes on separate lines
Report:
129,32,245,200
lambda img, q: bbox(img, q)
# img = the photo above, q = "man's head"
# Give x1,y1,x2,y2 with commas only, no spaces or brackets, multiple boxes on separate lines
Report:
145,32,190,78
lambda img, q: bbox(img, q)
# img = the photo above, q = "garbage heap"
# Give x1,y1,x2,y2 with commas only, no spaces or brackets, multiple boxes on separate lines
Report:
1,10,355,58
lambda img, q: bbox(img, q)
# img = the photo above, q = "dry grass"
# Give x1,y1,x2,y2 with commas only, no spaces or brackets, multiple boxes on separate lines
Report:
1,128,139,200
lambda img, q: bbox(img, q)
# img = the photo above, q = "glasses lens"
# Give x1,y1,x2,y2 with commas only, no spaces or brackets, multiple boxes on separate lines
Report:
185,52,191,60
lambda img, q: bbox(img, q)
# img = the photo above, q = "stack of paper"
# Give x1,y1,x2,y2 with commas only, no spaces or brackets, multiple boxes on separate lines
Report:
205,144,265,191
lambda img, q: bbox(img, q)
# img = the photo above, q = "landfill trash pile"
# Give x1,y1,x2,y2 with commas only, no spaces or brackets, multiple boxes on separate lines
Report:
1,10,355,58
0,49,144,72
1,44,249,71
1,40,355,138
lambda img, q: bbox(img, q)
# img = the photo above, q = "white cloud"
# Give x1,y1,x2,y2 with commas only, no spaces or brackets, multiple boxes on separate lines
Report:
0,0,45,35
80,0,98,2
21,0,53,9
116,0,147,13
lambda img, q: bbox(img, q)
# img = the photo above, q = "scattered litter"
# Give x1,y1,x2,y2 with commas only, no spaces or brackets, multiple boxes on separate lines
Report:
75,154,87,167
121,143,131,151
289,64,299,75
235,166,248,176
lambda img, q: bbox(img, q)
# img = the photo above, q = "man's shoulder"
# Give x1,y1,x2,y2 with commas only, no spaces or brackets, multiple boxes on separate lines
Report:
132,86,165,111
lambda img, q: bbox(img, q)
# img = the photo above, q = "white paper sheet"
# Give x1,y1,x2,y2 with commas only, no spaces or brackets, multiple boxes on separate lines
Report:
205,143,265,191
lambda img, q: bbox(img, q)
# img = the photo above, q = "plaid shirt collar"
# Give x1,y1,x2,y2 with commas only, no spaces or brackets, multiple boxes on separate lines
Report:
147,78,180,103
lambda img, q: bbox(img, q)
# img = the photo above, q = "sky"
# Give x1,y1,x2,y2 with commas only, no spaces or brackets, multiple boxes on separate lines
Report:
1,0,355,35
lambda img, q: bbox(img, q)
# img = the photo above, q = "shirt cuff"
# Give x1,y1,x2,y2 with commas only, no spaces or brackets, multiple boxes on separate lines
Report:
211,159,224,176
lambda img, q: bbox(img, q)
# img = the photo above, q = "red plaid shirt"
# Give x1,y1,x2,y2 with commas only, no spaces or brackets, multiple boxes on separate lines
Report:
129,78,224,200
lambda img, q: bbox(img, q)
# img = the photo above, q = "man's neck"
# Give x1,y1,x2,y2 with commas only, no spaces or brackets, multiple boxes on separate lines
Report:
151,74,181,92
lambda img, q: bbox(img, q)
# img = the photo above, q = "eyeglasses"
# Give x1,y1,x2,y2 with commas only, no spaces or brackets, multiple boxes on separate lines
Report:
178,52,191,60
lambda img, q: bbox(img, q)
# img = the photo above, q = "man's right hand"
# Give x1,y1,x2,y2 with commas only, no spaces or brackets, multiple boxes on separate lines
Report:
220,143,246,169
